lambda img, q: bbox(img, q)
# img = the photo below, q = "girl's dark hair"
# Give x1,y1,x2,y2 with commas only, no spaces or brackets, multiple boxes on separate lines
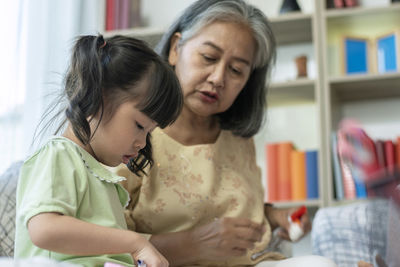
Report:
156,0,276,138
63,34,183,175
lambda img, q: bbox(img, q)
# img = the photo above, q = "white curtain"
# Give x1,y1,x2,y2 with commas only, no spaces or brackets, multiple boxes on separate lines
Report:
0,0,104,173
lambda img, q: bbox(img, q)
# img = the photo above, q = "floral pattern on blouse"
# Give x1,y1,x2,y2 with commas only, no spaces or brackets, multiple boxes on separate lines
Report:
115,128,285,266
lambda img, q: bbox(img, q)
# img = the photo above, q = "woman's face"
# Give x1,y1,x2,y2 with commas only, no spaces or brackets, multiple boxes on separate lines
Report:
168,21,256,118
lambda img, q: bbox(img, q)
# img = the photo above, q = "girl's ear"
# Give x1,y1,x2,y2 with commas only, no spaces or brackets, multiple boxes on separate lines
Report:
168,32,182,66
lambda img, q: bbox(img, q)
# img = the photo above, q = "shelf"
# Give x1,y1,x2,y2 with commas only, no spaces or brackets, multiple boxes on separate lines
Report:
103,13,315,47
268,78,316,106
324,2,400,19
273,199,322,209
329,72,400,102
103,27,165,48
329,198,371,207
270,12,313,45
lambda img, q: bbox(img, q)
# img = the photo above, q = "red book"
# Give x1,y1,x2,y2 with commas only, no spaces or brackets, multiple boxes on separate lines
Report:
106,0,116,31
375,140,387,169
384,140,395,174
277,142,293,201
344,0,358,7
334,0,344,8
396,137,400,168
265,144,279,202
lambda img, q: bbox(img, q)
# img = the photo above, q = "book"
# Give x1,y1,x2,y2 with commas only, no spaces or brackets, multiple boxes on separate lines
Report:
337,130,357,199
306,150,319,199
290,150,306,200
344,0,358,7
353,173,367,198
336,119,382,198
384,140,396,174
265,143,279,202
131,0,142,27
119,0,131,30
106,0,116,31
331,133,344,200
277,142,293,201
397,137,400,168
114,0,120,30
375,140,386,170
333,0,344,8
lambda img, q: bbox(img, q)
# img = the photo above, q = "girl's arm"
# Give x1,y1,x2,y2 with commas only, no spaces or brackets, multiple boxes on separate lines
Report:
28,212,168,266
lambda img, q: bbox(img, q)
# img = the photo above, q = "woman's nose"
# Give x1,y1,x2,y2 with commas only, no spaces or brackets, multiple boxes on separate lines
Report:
208,63,225,88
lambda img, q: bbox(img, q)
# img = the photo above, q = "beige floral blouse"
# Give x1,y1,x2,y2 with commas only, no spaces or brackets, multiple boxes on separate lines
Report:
115,128,284,266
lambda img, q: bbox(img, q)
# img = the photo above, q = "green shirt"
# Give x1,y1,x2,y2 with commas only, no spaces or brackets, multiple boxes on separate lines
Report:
15,136,134,267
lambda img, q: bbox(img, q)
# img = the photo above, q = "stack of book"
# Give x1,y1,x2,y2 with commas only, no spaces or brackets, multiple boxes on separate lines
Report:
331,132,400,200
105,0,141,31
264,142,319,202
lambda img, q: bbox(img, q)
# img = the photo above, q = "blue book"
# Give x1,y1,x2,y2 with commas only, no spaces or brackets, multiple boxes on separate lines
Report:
352,172,367,198
331,133,344,200
305,150,319,199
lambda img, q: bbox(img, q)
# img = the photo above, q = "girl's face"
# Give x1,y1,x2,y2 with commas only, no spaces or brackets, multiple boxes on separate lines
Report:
89,94,157,167
168,21,256,118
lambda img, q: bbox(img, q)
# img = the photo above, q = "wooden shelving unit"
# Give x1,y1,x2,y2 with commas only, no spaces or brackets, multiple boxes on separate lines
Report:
319,1,400,206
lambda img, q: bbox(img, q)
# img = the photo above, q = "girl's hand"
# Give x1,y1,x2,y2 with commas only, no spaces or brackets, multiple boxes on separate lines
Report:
131,237,169,267
190,217,265,261
265,206,311,242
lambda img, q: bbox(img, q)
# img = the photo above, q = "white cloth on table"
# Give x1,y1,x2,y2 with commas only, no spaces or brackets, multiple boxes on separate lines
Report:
0,256,81,267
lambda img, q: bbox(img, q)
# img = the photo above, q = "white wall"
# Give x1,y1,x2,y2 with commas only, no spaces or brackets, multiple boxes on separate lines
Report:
141,0,196,28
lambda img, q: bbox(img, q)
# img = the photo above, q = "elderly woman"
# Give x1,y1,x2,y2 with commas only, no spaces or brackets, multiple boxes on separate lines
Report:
116,0,337,266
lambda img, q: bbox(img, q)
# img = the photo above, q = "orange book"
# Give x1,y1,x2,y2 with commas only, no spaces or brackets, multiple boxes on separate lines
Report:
291,150,306,200
265,143,279,202
277,142,293,201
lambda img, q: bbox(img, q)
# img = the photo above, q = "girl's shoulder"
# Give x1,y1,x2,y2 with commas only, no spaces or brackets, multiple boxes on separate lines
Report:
24,136,83,165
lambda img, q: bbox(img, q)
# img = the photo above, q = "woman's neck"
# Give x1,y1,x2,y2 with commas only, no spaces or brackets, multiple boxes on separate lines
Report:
163,107,220,146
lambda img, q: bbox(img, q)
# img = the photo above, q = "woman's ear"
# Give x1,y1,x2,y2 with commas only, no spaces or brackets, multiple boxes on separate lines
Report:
168,32,182,66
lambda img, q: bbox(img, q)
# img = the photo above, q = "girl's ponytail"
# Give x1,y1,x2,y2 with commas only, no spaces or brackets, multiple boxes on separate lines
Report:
64,35,106,145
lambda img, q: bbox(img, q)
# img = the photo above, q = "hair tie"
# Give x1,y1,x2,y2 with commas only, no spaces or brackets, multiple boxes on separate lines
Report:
99,40,107,49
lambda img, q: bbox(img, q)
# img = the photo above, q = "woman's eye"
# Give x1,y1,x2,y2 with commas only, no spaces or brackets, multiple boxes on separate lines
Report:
136,122,144,130
231,66,242,75
202,54,216,62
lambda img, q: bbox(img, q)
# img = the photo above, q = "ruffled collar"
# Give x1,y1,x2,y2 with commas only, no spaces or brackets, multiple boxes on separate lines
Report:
51,136,126,183
49,136,130,207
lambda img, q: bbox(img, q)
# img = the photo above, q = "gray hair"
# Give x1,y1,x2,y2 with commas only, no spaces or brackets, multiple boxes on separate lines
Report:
156,0,276,138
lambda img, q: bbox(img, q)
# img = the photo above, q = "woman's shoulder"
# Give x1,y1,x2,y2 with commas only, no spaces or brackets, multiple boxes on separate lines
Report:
217,130,257,155
219,130,254,144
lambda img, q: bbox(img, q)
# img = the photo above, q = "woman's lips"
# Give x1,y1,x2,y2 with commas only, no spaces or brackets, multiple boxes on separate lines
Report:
199,91,218,103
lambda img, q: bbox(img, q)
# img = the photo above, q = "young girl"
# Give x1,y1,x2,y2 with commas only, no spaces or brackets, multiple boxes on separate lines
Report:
14,34,183,267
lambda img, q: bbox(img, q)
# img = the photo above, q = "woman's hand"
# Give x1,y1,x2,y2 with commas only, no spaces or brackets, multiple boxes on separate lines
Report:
131,236,169,267
149,217,265,265
191,217,265,261
264,205,311,242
